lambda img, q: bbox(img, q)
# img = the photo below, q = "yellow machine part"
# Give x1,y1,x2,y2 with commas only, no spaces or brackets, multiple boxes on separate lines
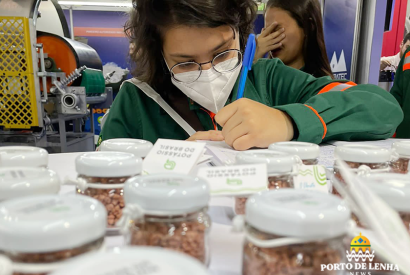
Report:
0,16,39,129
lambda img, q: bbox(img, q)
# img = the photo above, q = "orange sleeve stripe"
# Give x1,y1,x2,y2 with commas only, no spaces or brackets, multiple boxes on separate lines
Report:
406,51,410,58
341,81,357,91
318,82,342,95
318,81,357,94
304,105,327,140
404,63,410,71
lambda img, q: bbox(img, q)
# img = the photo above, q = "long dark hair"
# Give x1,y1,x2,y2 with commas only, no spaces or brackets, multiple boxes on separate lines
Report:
266,0,333,78
125,0,257,90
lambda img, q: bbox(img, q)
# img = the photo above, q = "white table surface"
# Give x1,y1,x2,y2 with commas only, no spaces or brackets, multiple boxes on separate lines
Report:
50,152,244,275
48,139,403,274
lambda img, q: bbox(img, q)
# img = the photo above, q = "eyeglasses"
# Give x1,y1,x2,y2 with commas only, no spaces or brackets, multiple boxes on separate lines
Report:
170,49,242,84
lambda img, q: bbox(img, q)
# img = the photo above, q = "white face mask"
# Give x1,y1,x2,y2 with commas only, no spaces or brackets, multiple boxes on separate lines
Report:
165,39,242,114
171,60,241,113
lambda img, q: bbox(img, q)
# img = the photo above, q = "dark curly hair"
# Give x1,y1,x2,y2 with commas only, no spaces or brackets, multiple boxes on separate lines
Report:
125,0,257,89
267,0,333,78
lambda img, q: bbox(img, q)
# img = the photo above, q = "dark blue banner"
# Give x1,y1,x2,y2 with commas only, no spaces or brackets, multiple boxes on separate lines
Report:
323,0,358,80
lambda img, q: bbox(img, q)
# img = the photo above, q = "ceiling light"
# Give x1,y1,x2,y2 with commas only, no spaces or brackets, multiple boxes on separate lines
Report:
58,1,133,7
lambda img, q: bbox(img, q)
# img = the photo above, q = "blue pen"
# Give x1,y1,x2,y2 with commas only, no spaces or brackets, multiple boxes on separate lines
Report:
236,34,257,100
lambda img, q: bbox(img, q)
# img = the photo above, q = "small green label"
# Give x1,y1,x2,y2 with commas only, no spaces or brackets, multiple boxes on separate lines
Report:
167,181,180,186
226,178,242,186
164,159,176,170
50,206,71,212
313,166,327,186
302,201,319,206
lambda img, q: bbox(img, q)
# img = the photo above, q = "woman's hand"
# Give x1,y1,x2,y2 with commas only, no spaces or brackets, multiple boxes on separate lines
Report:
186,130,225,142
215,98,294,150
254,22,285,61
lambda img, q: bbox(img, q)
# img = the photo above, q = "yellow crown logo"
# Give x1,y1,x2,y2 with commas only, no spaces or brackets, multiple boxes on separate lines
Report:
350,233,371,252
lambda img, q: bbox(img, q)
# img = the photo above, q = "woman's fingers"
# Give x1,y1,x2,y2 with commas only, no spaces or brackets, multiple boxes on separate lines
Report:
186,130,224,141
266,28,285,41
259,22,278,38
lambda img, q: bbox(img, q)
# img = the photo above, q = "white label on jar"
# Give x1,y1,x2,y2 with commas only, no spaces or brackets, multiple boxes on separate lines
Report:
86,259,180,275
197,163,268,196
293,165,329,194
142,139,206,175
12,199,78,221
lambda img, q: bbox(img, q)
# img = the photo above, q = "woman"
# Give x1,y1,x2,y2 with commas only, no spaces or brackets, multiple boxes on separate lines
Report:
254,0,333,78
98,0,402,150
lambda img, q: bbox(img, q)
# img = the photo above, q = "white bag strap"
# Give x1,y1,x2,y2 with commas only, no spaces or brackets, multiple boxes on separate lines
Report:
124,79,196,136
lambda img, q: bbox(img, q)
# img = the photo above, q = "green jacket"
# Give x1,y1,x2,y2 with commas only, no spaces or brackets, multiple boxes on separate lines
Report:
99,58,403,145
390,47,410,138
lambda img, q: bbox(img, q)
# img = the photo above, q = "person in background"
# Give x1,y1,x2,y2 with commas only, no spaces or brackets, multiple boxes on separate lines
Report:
254,0,333,78
390,47,410,138
380,33,410,72
98,0,402,150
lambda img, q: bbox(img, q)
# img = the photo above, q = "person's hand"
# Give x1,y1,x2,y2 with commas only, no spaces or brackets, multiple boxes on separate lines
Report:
215,98,294,150
186,130,224,142
380,59,392,70
254,22,285,61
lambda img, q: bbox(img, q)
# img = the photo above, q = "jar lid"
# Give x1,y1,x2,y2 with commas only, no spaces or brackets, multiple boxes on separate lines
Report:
0,167,61,202
0,255,12,275
334,144,391,163
236,150,297,174
124,174,210,215
0,195,106,253
0,146,48,168
49,247,210,275
364,173,410,212
246,189,350,238
268,142,320,160
392,141,410,157
75,152,142,177
100,138,153,158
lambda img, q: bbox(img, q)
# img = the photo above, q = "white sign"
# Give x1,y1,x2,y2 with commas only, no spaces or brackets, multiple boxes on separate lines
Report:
293,165,329,193
330,50,348,79
197,164,268,196
142,139,205,175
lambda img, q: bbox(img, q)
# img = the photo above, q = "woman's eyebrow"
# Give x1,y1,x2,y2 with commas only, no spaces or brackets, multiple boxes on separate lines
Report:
169,35,234,58
209,35,234,53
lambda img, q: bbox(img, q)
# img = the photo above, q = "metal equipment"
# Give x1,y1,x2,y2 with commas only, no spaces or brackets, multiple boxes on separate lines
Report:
0,0,113,152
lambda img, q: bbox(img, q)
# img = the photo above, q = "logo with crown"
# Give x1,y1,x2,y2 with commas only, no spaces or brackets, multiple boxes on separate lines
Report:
346,233,375,262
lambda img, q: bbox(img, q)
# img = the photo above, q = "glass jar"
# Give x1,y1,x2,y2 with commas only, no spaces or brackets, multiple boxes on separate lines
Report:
0,195,106,275
362,173,410,232
120,174,211,265
0,146,48,168
75,152,142,230
99,138,153,159
0,167,60,202
333,144,391,196
48,247,210,275
242,189,350,275
234,151,298,215
269,141,320,165
390,141,410,174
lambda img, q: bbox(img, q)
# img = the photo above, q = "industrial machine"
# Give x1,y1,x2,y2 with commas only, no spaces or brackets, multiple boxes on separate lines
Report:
0,0,113,152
